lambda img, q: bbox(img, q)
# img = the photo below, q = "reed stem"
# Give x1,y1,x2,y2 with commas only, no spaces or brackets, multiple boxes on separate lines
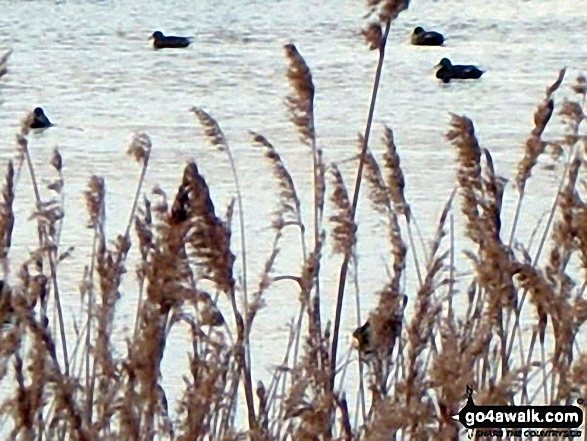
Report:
23,139,70,376
330,18,392,392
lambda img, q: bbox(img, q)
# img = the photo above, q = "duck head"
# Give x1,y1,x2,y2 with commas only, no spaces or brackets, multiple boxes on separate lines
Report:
435,58,452,69
149,31,164,41
413,26,425,35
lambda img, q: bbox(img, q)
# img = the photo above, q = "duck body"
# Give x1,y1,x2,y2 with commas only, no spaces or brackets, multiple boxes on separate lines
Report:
435,58,483,83
30,107,52,129
411,27,444,46
150,31,191,49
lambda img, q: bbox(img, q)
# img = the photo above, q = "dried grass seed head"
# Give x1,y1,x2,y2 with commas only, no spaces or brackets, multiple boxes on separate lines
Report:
382,126,409,217
379,0,410,22
51,148,62,172
85,175,105,229
0,49,12,78
446,114,484,236
127,132,152,165
0,161,15,260
571,74,586,96
446,114,482,173
299,237,323,304
251,131,300,223
363,284,406,356
515,71,566,189
180,162,236,294
560,99,584,127
284,44,316,144
362,22,383,50
532,99,554,138
545,67,566,98
315,148,326,220
191,107,228,151
359,134,391,213
328,164,356,255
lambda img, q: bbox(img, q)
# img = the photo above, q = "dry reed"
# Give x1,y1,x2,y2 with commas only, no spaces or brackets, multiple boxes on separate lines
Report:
0,49,12,79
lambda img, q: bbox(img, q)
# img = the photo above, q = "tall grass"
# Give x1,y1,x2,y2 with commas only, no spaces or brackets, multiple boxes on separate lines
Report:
1,0,587,439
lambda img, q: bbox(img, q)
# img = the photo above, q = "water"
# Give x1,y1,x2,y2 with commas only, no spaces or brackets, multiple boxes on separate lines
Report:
0,0,586,431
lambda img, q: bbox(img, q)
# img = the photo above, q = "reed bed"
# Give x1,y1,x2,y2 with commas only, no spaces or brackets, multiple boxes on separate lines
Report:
1,0,587,439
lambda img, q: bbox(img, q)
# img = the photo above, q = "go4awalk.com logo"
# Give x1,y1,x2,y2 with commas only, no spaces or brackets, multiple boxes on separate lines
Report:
454,386,584,439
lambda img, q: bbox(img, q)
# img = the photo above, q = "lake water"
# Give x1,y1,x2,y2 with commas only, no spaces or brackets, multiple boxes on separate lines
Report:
1,0,586,432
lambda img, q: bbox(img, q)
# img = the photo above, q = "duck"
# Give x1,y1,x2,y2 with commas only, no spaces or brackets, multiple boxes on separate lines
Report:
411,27,444,46
149,31,191,49
30,107,53,129
353,321,374,356
435,58,484,83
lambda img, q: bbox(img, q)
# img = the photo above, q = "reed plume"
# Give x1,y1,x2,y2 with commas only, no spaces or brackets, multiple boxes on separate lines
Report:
284,44,315,146
0,49,12,78
515,69,565,191
328,164,356,256
379,0,410,23
365,0,410,23
181,162,235,294
446,114,482,238
85,176,105,230
571,74,586,97
362,23,383,50
0,161,15,275
251,131,301,230
360,135,390,213
283,43,324,232
382,126,409,218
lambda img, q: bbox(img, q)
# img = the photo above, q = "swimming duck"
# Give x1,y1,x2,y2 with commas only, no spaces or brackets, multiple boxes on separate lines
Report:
411,27,444,46
30,107,53,129
149,31,191,49
435,58,483,83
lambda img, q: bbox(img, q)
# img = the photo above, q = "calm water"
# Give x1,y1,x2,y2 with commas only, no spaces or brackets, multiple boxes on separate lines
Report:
1,0,586,428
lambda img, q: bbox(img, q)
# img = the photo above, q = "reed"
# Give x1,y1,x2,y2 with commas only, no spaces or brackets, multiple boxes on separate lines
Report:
0,49,12,79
